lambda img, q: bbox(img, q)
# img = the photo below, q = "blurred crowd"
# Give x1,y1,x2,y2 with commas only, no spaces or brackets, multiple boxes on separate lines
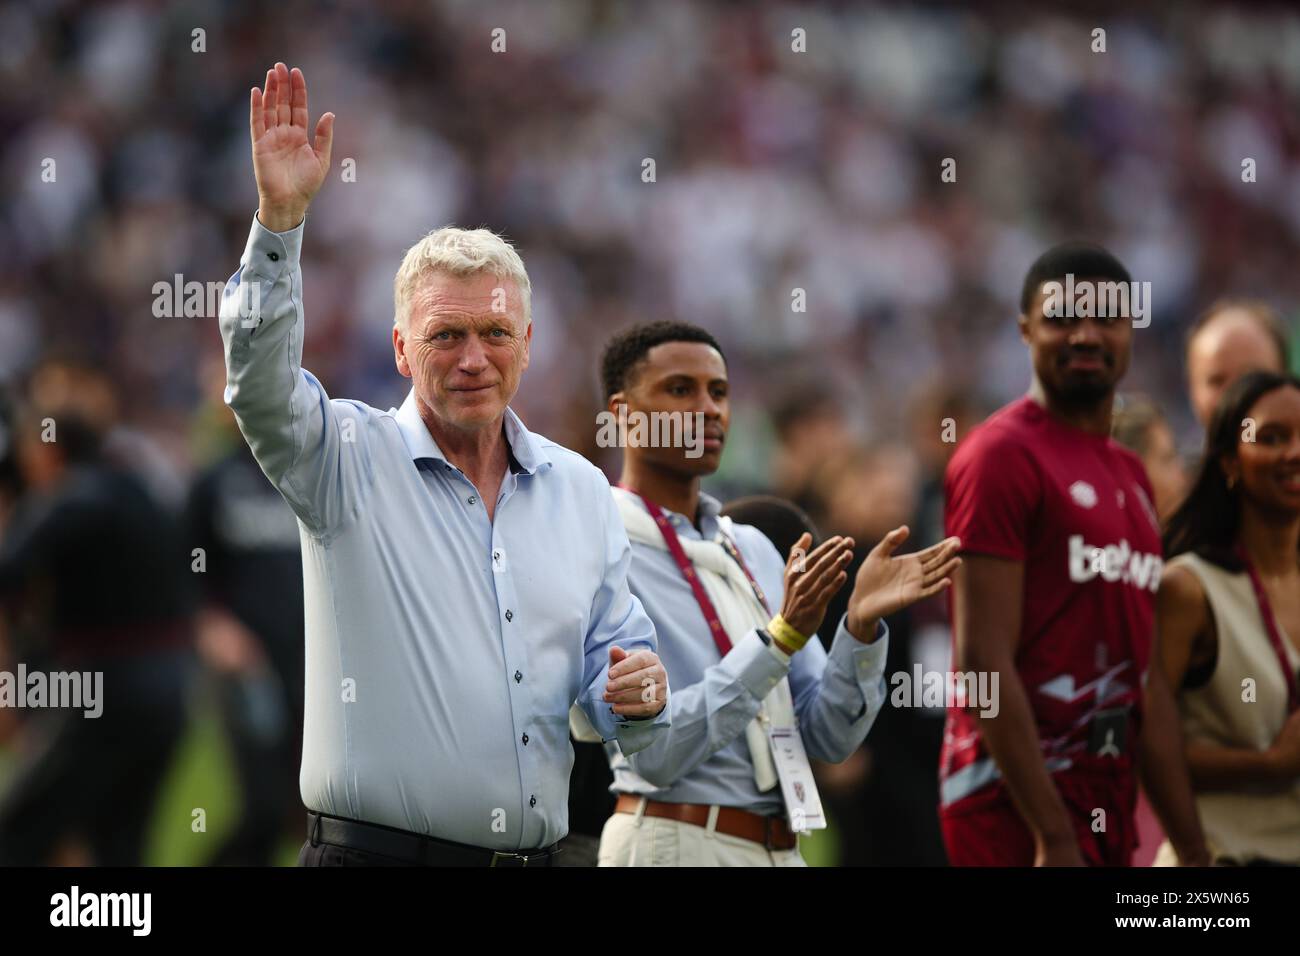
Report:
1,0,1299,865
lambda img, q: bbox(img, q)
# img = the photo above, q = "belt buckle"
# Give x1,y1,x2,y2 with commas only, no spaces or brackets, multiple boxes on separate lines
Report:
489,850,531,867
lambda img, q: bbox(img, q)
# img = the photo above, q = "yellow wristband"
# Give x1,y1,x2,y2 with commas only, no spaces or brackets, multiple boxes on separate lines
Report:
767,614,809,654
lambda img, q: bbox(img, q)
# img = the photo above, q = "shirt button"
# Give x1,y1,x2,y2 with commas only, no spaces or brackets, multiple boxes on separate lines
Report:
529,795,537,808
522,733,529,745
514,670,522,683
468,495,477,504
505,609,513,622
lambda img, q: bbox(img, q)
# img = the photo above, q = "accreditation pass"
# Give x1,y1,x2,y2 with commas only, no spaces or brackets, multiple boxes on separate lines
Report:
767,725,826,831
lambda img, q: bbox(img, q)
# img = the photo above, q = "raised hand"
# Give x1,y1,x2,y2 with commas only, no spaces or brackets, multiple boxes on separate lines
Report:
777,533,855,645
250,62,335,232
845,527,961,640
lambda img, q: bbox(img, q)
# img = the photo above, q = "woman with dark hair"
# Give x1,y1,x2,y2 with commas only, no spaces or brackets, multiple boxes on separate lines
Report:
1154,370,1300,865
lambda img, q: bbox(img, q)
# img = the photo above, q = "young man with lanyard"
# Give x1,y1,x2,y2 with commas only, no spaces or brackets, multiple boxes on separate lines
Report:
941,243,1209,866
589,321,961,866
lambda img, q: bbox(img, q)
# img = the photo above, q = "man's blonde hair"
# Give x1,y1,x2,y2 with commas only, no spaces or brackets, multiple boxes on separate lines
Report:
393,226,531,331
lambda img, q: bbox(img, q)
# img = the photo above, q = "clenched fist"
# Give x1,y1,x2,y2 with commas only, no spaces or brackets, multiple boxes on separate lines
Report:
603,646,668,719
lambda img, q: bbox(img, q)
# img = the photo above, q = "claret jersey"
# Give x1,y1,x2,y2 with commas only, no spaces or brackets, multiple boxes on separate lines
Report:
940,396,1163,809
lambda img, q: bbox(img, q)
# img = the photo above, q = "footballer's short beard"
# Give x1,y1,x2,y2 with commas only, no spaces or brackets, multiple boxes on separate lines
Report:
1048,374,1114,409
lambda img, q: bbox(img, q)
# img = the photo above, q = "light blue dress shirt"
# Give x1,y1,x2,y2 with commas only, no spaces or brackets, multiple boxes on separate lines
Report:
608,491,889,815
219,213,668,851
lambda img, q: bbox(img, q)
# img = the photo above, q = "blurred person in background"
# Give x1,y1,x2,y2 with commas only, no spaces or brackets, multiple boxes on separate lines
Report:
769,382,853,520
942,242,1207,866
0,394,21,752
26,358,188,513
0,398,196,866
1112,395,1189,523
0,391,21,527
1110,392,1190,865
909,386,987,552
592,321,960,866
1110,393,1188,864
901,386,989,865
721,496,821,559
1155,371,1300,866
186,356,305,866
808,442,950,865
1186,300,1291,430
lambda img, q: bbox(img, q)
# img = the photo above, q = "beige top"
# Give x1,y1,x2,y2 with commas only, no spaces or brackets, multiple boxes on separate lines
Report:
1155,552,1300,865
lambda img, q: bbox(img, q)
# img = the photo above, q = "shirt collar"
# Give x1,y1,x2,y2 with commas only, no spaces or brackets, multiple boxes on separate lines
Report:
393,388,552,475
621,487,723,540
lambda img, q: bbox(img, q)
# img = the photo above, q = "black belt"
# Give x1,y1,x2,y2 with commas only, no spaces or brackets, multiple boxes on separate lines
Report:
307,811,560,867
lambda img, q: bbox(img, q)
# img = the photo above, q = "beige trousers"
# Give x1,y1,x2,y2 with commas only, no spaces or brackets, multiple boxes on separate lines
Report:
596,798,806,867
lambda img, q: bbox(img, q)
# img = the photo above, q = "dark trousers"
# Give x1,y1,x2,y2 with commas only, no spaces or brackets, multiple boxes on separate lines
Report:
297,837,561,866
298,814,559,867
298,840,424,867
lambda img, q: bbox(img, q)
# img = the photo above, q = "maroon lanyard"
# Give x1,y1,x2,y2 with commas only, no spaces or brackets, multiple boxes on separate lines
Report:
1236,546,1300,713
719,535,773,617
620,486,770,658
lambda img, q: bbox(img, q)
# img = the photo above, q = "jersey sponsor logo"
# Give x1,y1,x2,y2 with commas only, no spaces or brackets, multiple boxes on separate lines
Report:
1067,534,1162,591
1069,480,1098,509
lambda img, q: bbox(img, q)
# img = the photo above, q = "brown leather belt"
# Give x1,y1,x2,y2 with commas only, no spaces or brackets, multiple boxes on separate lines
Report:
615,794,798,851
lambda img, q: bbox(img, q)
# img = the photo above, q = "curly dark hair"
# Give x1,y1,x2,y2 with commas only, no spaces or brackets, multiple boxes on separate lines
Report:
1019,240,1131,314
599,321,725,400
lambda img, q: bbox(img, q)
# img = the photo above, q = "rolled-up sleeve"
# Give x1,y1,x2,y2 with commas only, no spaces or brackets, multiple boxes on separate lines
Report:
578,469,670,754
219,213,374,536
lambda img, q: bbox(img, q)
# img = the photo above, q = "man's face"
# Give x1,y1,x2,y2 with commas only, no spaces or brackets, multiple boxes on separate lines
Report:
610,341,728,478
1188,313,1284,428
393,272,531,434
1020,278,1133,407
1225,385,1300,517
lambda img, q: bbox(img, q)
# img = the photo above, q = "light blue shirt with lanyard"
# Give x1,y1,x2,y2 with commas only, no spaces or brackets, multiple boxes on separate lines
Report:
606,490,890,815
